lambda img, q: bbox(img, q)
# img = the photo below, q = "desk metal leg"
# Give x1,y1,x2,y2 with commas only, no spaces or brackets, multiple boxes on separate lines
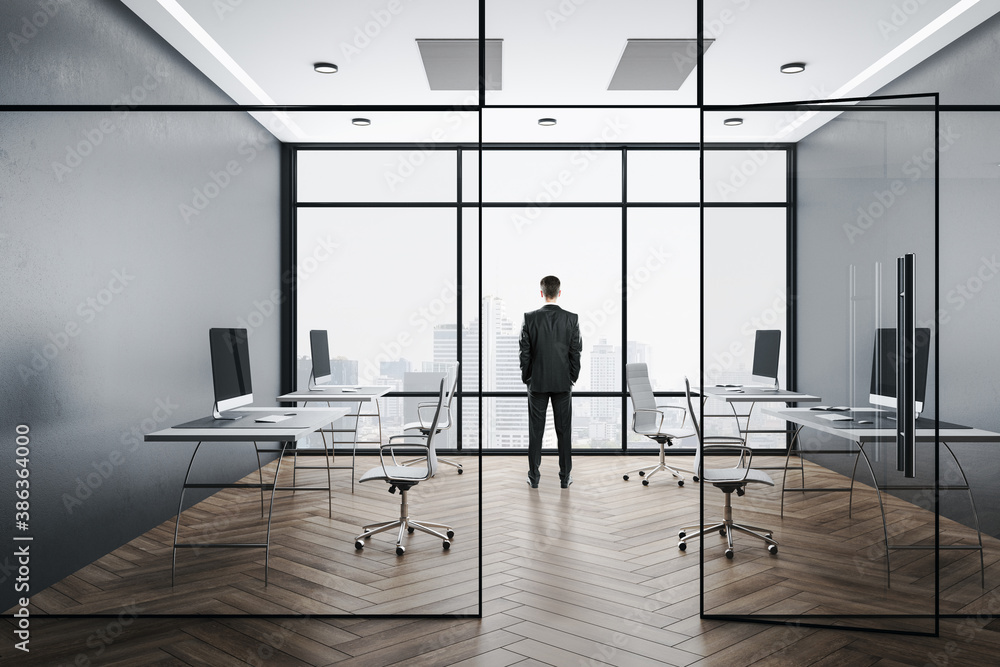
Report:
848,441,892,586
320,426,332,517
942,441,985,589
172,440,203,587
851,440,986,590
254,445,265,518
263,440,290,586
780,425,805,517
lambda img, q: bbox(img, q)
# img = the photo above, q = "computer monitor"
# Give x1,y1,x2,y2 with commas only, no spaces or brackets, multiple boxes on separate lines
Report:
209,327,253,419
750,330,782,388
309,329,332,390
869,327,930,415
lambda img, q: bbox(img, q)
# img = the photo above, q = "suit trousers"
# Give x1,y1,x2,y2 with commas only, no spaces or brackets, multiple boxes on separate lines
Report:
527,389,573,483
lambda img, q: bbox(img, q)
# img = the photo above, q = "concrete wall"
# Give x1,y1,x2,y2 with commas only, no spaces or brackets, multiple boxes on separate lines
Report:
797,13,1000,536
0,0,282,610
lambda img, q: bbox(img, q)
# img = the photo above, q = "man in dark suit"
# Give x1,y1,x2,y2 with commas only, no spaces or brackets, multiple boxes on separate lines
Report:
519,276,583,488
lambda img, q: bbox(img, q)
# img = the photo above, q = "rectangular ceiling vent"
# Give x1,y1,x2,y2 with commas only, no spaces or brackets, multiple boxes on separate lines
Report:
608,38,713,90
417,39,502,90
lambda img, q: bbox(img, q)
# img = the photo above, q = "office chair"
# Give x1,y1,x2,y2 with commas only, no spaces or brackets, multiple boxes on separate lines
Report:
623,363,696,486
678,377,778,558
354,378,454,555
401,362,463,473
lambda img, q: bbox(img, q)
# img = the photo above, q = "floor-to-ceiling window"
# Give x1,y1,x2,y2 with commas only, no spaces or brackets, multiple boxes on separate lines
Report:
293,144,790,452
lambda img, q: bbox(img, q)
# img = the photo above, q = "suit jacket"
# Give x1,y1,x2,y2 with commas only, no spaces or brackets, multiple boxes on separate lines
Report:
519,304,583,392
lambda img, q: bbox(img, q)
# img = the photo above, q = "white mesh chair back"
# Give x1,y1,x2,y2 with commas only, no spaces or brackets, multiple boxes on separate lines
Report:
424,377,447,477
626,363,658,434
683,377,704,476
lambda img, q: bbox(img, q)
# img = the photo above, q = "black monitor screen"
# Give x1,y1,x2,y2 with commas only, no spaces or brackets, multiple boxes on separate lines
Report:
209,328,252,403
310,330,331,380
751,330,781,381
870,327,930,405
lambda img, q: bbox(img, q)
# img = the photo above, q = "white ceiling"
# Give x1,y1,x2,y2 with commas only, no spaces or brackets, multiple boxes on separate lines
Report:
122,0,1000,143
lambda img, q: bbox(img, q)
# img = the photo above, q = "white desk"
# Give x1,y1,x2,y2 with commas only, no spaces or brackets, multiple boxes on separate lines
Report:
763,406,996,586
277,386,392,493
146,406,350,585
696,387,821,468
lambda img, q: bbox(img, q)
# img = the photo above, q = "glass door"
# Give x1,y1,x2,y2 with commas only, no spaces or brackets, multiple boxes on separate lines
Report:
701,95,944,633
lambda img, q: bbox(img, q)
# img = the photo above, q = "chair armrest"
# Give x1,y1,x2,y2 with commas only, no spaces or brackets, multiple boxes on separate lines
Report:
415,403,438,427
631,407,665,433
702,443,756,479
380,436,429,473
655,404,688,427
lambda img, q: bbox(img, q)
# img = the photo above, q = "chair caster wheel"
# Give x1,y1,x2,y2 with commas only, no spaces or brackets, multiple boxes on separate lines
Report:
443,540,450,550
725,549,734,559
677,479,684,487
638,470,645,476
678,530,686,539
765,534,772,540
693,476,700,483
642,479,649,486
457,468,463,474
623,474,629,481
407,527,415,534
678,541,687,551
355,540,364,550
396,546,405,556
719,527,727,535
446,530,455,539
768,544,778,555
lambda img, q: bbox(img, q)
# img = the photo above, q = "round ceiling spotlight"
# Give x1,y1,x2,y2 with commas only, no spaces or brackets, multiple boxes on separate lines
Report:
538,117,557,126
780,62,806,74
351,118,371,126
313,62,338,74
723,118,744,126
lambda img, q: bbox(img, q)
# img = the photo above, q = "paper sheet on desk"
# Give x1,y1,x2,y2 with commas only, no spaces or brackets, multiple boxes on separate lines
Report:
814,413,853,422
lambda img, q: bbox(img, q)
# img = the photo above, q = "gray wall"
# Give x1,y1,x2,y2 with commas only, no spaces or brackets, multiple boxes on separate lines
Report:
797,13,1000,536
0,0,282,610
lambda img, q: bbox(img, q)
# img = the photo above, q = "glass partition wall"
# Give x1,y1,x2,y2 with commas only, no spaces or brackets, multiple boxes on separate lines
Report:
283,0,985,637
699,98,945,632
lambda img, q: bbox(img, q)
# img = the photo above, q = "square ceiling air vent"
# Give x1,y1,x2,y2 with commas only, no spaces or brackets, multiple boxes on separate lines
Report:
417,39,502,90
608,39,713,90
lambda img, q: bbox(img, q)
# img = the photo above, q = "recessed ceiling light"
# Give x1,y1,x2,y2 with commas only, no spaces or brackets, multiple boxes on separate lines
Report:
538,118,557,126
313,62,338,74
352,118,371,126
780,62,806,74
723,118,743,126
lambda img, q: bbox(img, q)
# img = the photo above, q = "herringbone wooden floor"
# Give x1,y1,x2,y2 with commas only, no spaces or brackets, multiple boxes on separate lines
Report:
5,453,1000,665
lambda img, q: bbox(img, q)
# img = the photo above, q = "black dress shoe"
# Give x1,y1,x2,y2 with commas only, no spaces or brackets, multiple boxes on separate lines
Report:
527,478,538,488
560,476,573,488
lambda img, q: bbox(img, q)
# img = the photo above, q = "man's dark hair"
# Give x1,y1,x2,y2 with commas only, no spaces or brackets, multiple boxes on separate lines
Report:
540,275,561,299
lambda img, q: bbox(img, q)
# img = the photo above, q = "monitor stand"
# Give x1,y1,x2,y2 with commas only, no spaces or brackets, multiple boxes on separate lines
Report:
307,372,330,391
212,403,244,420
